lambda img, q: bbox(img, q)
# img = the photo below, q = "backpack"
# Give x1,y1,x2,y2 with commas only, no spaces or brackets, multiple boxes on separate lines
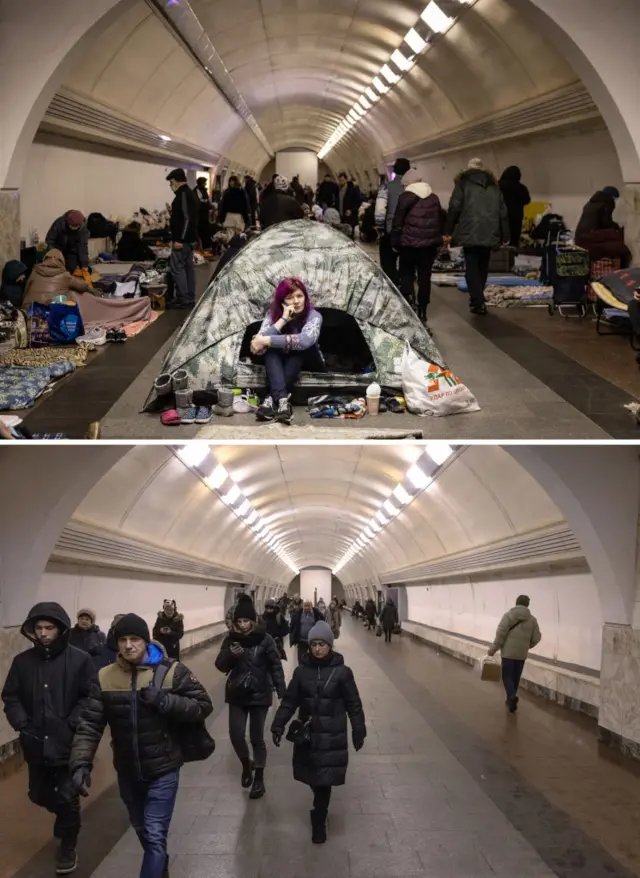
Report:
152,661,216,763
374,186,389,227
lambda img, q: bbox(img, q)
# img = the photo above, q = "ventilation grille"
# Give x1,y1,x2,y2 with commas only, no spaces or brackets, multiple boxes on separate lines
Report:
379,526,583,585
44,92,221,167
52,522,252,585
392,86,599,160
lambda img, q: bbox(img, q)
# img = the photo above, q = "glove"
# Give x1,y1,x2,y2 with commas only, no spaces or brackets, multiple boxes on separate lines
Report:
352,733,365,752
272,732,282,748
140,685,166,711
72,766,92,798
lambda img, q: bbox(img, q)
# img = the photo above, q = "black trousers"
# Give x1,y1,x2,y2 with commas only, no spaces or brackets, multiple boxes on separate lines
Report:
399,246,438,315
313,785,332,816
228,704,269,769
28,763,81,844
384,627,393,643
379,233,399,286
463,246,492,308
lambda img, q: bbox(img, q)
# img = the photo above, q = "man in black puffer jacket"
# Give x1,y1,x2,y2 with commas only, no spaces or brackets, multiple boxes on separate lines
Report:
69,609,106,669
2,602,95,876
260,598,290,659
70,614,212,878
391,169,445,323
152,600,184,660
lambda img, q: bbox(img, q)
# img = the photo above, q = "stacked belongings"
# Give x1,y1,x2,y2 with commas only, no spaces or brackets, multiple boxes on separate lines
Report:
307,395,367,419
590,268,640,337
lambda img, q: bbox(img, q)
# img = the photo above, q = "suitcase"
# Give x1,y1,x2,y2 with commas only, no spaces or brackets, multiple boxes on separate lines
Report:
545,233,589,317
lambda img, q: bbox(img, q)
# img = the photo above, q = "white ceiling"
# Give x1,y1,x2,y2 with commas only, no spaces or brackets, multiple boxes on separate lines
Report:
69,445,564,586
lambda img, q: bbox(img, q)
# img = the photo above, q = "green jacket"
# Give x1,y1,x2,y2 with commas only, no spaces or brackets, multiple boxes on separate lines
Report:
445,169,510,248
491,606,541,660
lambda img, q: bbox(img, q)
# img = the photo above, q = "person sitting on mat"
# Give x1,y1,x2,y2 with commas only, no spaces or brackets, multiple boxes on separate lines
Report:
250,277,326,426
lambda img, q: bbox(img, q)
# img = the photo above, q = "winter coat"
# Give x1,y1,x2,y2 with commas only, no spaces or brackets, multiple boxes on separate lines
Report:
491,606,541,660
575,192,620,241
289,607,325,646
380,602,399,632
499,167,531,247
116,231,156,263
169,184,199,244
69,625,107,668
152,612,184,660
261,608,290,642
391,183,445,251
244,178,258,211
0,260,27,309
271,651,366,788
215,625,285,706
317,180,339,210
45,215,90,268
70,641,212,782
364,600,377,621
445,169,510,249
219,187,251,227
384,175,406,234
259,191,304,230
291,179,305,205
1,602,96,767
339,183,361,225
23,250,88,307
327,604,342,636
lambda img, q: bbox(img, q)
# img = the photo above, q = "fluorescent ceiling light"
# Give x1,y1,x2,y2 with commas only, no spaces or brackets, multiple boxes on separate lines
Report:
365,87,379,102
159,134,172,142
421,1,453,33
391,48,415,72
405,27,428,53
393,484,413,506
383,499,401,517
252,519,264,532
222,484,241,506
206,463,228,490
407,463,432,491
373,76,389,94
246,510,258,525
376,510,391,525
348,109,359,121
363,527,374,538
358,95,372,110
370,520,382,532
426,443,454,466
354,104,366,117
177,443,210,468
380,64,399,85
236,499,251,518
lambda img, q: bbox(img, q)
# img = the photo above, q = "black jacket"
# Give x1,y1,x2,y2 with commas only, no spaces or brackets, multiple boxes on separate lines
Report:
45,215,90,268
380,602,399,631
339,182,361,224
259,192,304,230
0,260,27,309
317,180,339,209
70,642,212,782
2,602,96,767
244,178,258,211
152,612,184,660
261,608,289,641
364,600,377,621
69,625,107,668
215,625,285,706
117,230,156,262
289,607,324,646
499,167,531,246
169,184,199,244
391,185,445,250
271,651,366,788
445,169,510,249
219,187,251,226
576,191,620,239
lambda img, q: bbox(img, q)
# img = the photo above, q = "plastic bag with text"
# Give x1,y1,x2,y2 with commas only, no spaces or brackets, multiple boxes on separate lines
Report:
402,343,480,417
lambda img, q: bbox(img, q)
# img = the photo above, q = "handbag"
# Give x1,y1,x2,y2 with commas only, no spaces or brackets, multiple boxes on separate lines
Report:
285,669,337,747
225,645,258,698
152,662,216,762
376,625,382,637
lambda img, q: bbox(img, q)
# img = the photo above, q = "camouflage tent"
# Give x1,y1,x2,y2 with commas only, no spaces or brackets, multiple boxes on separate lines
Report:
144,220,449,407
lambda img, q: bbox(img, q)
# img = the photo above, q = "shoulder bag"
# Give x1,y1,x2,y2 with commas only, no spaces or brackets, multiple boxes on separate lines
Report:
152,661,216,763
286,668,337,747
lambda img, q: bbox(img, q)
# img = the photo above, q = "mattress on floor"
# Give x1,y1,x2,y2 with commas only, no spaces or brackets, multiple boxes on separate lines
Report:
0,360,75,410
458,276,543,292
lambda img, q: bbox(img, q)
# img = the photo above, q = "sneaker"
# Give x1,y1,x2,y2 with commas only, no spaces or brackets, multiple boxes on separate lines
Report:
256,396,275,422
194,406,212,424
276,396,293,425
180,406,197,425
56,845,78,875
76,327,106,346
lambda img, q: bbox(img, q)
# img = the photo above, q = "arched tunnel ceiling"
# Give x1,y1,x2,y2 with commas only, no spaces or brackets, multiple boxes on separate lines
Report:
60,0,580,172
68,445,565,587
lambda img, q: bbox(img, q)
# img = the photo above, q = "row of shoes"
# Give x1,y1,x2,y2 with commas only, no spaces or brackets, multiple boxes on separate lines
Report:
75,327,127,346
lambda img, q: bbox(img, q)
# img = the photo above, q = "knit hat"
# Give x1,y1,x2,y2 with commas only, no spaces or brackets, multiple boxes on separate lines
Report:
308,620,334,646
602,186,620,199
166,168,187,183
113,613,151,643
274,175,289,192
393,158,411,176
233,594,257,622
402,169,423,187
515,595,530,607
77,608,96,624
66,210,85,227
467,157,484,170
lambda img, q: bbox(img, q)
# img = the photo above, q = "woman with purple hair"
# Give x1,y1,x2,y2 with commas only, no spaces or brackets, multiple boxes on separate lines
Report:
250,277,326,424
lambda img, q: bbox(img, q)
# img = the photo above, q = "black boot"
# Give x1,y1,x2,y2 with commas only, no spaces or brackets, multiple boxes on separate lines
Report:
310,809,327,844
249,767,265,799
162,855,170,878
56,841,78,875
241,758,254,788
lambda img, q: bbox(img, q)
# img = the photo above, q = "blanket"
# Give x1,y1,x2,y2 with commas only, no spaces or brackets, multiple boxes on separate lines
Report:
123,310,161,337
71,291,152,330
458,276,544,292
484,285,553,307
0,361,75,410
0,345,91,368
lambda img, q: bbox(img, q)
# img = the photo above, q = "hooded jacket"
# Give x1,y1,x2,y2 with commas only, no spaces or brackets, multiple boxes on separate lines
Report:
1,602,96,766
391,182,445,250
491,605,541,660
69,622,107,667
364,599,377,621
45,214,90,268
259,191,304,230
215,623,285,706
380,600,399,631
23,250,89,307
70,641,212,781
0,261,27,309
152,609,184,659
339,181,361,224
499,166,530,245
575,191,620,240
261,606,290,641
445,169,510,249
271,650,366,788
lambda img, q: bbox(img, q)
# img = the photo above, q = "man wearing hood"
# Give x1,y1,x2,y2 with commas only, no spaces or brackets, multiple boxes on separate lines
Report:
70,613,212,878
575,186,632,268
45,211,90,274
2,602,96,875
69,609,107,669
487,595,542,713
499,166,531,248
391,169,445,323
0,260,28,309
259,175,304,230
379,158,411,285
152,600,184,660
445,158,510,315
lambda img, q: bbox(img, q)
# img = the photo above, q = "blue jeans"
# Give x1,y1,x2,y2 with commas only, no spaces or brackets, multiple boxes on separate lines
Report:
117,770,179,878
264,345,327,402
170,243,196,304
501,658,526,701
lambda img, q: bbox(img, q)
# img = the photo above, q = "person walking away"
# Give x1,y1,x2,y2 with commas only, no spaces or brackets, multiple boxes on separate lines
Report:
0,260,28,308
444,158,510,315
391,169,445,323
153,600,184,660
338,173,360,238
290,600,324,664
194,177,214,250
379,597,399,643
260,598,290,659
327,598,342,641
259,176,304,230
69,609,107,669
218,176,251,235
271,621,366,844
215,595,285,799
2,602,95,875
487,595,541,713
499,166,530,248
379,158,411,285
244,175,259,228
45,211,90,274
317,174,339,210
575,186,632,268
70,614,212,878
291,175,305,205
364,598,377,631
166,169,199,309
